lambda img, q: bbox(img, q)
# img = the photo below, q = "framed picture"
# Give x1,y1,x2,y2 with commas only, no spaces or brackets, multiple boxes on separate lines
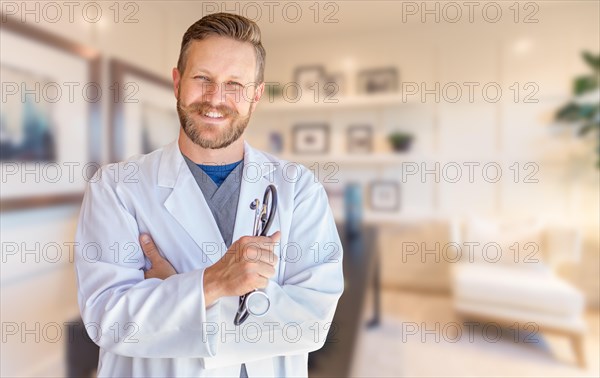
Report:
0,17,101,211
347,125,373,154
357,67,399,94
293,65,326,99
292,124,330,154
109,59,179,162
140,102,180,154
369,181,400,211
324,72,346,98
110,59,180,162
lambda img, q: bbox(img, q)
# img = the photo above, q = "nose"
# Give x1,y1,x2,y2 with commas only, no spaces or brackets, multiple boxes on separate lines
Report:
201,81,226,107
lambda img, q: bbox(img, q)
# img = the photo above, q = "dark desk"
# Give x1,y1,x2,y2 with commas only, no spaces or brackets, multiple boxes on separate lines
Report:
309,224,380,377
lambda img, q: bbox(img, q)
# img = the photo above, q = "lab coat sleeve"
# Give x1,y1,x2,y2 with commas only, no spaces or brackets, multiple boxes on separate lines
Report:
203,179,344,369
74,169,220,358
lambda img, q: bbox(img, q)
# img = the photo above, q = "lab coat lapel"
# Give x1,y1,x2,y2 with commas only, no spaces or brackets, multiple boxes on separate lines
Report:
158,141,225,265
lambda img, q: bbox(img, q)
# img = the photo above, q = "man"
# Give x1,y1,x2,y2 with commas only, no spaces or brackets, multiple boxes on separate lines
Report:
74,12,344,377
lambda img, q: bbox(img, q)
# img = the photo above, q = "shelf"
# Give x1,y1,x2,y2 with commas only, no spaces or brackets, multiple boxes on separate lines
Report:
274,151,571,167
256,92,422,112
278,153,426,165
332,210,438,225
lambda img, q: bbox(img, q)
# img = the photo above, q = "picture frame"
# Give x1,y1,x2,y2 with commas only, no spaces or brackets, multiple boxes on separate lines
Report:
324,72,346,98
0,17,101,211
369,181,400,211
347,125,373,154
293,65,326,100
357,67,399,94
292,124,330,154
109,59,179,162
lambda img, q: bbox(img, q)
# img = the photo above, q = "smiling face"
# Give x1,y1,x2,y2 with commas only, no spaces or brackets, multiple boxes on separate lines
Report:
173,35,264,150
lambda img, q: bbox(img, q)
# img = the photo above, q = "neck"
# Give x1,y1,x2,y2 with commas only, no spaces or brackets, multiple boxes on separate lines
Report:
178,130,245,165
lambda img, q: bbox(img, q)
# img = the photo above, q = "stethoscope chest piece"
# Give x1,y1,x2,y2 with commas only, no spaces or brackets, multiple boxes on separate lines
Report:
245,290,270,316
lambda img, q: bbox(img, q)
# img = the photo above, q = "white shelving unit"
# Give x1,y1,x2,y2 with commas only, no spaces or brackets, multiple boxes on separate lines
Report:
249,91,439,223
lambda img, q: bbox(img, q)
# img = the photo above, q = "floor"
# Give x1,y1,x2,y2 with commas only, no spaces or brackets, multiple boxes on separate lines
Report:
348,290,600,377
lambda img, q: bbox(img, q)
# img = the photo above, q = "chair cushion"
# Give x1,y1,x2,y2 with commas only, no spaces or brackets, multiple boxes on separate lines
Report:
462,216,546,272
453,263,585,317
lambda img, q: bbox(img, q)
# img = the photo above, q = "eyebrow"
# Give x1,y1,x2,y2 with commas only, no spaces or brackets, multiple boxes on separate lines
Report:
193,68,244,81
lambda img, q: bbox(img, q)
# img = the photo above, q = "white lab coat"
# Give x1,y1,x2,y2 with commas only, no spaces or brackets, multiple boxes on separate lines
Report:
74,139,344,377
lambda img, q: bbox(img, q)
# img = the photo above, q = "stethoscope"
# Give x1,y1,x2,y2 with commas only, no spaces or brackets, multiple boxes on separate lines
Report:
234,184,278,326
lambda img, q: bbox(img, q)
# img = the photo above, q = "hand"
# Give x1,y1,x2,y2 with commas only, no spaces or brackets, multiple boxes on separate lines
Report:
204,231,280,306
139,234,177,280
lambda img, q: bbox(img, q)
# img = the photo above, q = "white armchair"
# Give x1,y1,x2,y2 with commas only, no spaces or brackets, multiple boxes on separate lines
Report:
450,217,586,367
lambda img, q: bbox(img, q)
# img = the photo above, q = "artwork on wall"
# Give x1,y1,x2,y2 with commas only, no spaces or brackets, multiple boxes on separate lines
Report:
357,67,399,94
140,102,179,154
293,65,326,98
292,65,346,101
369,181,400,211
1,65,57,162
110,59,178,162
347,125,373,154
292,123,330,154
0,17,101,211
324,72,346,98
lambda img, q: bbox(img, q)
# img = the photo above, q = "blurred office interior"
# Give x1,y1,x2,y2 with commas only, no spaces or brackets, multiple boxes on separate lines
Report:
1,1,599,376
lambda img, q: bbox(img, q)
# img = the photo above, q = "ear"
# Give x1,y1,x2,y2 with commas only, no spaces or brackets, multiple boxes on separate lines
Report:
249,82,265,113
172,67,181,98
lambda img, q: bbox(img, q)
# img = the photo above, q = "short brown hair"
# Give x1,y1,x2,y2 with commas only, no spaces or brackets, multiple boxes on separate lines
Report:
177,13,266,83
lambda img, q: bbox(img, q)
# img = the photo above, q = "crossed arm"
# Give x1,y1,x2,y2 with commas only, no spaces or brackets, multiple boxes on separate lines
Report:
139,232,280,306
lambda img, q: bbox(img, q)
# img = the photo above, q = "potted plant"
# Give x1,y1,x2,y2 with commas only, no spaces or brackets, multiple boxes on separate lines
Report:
387,131,414,152
555,51,599,168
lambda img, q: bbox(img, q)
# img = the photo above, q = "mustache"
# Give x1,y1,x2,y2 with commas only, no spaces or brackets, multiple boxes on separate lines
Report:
179,101,238,117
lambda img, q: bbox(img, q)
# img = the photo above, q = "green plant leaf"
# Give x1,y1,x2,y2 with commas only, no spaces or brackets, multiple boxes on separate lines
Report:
582,51,600,72
573,75,598,95
556,102,581,121
578,122,599,136
554,51,600,168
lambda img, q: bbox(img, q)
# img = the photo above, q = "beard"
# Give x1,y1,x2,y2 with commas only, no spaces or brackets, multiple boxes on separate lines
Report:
176,96,252,150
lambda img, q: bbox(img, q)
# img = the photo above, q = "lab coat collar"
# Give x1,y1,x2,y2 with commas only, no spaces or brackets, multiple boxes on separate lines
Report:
157,139,277,265
157,140,276,188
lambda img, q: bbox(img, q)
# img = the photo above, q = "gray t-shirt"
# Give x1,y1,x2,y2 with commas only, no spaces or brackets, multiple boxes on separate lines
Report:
183,155,243,247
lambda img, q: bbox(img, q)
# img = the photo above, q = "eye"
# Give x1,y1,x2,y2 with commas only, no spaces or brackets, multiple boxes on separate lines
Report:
227,81,243,87
194,75,210,81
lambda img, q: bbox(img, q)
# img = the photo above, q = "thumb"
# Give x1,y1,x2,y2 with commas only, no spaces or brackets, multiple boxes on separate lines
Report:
269,231,281,242
139,234,162,264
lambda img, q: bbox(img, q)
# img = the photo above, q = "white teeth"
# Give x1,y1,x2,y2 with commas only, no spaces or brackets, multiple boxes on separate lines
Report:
204,111,223,118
